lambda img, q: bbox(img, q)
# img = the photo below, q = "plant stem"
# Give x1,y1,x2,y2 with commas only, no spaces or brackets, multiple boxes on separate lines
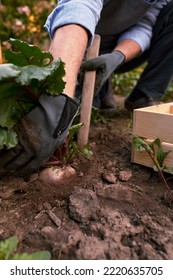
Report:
43,161,61,166
143,144,173,201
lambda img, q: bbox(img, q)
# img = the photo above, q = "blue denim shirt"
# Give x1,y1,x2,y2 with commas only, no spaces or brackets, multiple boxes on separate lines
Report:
45,0,169,52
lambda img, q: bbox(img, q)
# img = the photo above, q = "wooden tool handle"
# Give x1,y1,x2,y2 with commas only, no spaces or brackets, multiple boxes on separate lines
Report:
77,34,101,148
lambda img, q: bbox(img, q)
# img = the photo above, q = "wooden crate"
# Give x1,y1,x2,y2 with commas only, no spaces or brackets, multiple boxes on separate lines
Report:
132,102,173,172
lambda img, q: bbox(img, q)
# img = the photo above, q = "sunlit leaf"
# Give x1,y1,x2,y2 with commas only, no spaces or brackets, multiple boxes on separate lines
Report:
133,135,146,152
68,123,83,139
0,127,18,149
5,38,53,66
11,251,51,260
149,138,161,152
164,165,173,174
0,236,51,260
0,63,20,80
156,149,171,167
0,236,18,260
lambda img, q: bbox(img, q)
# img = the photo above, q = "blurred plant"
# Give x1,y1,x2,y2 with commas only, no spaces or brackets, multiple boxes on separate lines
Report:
0,0,56,56
90,107,108,124
133,135,173,202
111,67,144,97
111,66,173,101
0,236,51,260
162,81,173,102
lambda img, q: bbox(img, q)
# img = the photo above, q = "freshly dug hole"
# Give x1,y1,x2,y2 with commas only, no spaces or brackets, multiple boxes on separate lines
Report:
39,166,76,186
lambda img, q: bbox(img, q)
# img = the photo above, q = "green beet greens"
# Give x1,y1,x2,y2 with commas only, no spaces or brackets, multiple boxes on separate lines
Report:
0,38,65,150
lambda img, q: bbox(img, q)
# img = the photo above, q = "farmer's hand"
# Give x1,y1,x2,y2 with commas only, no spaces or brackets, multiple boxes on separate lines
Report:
0,93,78,175
81,50,125,96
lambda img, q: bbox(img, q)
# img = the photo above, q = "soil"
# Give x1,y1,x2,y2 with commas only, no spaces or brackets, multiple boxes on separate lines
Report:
0,96,173,260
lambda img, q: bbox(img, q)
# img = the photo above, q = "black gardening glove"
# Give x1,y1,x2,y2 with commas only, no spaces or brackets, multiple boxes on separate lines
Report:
0,93,79,175
81,50,125,96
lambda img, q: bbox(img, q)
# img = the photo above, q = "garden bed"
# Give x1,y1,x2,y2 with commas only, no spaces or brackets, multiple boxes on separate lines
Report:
0,96,173,260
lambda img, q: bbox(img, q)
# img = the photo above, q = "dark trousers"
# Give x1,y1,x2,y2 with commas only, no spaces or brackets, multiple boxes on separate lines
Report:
116,0,173,100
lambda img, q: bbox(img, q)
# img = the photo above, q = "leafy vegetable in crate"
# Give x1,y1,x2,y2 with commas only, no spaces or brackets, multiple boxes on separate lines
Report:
0,39,79,174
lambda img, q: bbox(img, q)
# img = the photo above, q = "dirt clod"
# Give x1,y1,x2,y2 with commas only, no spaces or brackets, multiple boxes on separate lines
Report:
69,188,100,223
118,170,133,182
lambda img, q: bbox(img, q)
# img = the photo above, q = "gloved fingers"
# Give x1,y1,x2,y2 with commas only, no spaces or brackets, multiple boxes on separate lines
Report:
81,57,104,71
18,155,49,175
19,135,68,174
5,150,33,171
78,66,104,97
15,145,57,174
0,144,22,168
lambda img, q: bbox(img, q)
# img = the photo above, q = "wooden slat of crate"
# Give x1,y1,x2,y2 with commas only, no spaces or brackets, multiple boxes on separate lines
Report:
133,102,173,143
132,102,173,173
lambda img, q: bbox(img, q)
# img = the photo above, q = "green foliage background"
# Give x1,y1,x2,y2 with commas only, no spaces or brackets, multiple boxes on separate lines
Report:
112,70,173,101
0,236,51,260
0,0,56,50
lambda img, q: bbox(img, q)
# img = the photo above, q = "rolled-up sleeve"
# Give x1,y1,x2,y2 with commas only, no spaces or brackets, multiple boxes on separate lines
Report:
117,0,168,52
45,0,103,44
